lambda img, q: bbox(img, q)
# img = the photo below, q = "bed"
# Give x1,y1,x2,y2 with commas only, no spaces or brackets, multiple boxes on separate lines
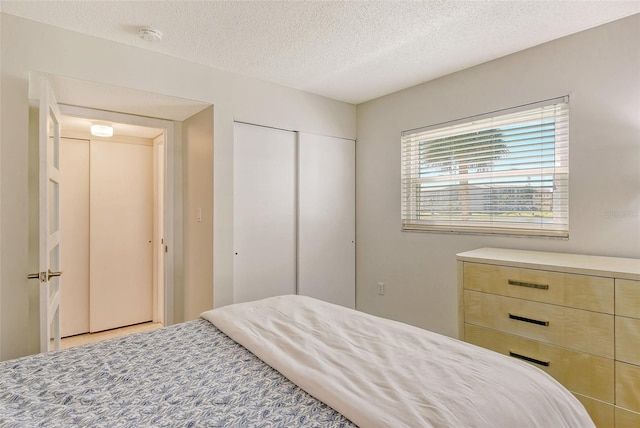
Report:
0,295,594,427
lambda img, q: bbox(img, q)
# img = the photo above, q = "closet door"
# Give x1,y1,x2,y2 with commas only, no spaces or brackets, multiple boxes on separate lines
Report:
233,123,296,303
60,138,90,337
298,133,355,308
90,139,153,332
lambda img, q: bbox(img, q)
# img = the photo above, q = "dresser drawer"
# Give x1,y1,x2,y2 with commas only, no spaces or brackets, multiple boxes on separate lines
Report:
464,290,614,358
616,279,640,318
464,324,614,403
616,361,640,413
616,406,640,428
463,263,614,313
616,317,640,366
573,393,614,428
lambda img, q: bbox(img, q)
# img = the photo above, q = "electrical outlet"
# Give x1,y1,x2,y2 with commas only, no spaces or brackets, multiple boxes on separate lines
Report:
377,282,385,295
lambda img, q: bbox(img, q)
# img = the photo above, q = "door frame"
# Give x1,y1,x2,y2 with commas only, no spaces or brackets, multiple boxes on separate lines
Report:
59,104,175,326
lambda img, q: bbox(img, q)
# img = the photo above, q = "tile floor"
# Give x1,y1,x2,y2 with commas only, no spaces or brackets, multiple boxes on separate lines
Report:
61,322,163,349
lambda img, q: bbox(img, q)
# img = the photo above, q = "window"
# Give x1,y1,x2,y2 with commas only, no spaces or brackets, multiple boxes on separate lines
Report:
401,97,569,237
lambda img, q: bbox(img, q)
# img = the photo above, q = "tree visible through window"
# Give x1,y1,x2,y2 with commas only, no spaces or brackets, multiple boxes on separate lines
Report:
401,98,569,237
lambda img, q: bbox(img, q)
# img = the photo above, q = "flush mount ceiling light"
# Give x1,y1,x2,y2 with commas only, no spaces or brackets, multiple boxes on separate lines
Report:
90,123,114,138
138,26,163,42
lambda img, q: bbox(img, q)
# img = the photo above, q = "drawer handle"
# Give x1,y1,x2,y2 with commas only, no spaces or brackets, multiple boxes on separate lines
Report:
508,279,549,290
509,351,550,367
508,313,549,327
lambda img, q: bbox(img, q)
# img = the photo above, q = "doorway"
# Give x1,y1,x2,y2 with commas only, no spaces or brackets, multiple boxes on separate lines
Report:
22,73,214,356
59,113,167,337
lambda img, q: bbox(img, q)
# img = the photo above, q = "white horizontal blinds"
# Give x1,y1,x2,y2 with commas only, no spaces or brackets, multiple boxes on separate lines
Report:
401,98,569,237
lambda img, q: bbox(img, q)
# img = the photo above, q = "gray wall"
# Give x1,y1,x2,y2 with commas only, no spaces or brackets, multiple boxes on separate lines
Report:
355,14,640,338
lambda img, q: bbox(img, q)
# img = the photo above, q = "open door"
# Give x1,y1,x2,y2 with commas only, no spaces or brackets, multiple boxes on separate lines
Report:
28,79,63,352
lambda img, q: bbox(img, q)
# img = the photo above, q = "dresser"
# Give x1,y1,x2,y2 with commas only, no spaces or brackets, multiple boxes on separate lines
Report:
457,248,640,428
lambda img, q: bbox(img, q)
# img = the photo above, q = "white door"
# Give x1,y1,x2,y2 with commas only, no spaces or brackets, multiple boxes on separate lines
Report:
233,123,296,303
59,138,90,337
298,133,355,308
31,79,63,352
89,139,153,332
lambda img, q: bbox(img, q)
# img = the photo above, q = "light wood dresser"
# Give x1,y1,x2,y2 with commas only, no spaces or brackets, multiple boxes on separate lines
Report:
457,248,640,428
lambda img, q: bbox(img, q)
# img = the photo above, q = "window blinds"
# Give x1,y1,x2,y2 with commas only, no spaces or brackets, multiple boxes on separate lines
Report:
401,97,569,237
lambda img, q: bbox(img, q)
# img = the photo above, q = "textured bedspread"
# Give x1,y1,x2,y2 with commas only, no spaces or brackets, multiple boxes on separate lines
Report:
0,319,355,427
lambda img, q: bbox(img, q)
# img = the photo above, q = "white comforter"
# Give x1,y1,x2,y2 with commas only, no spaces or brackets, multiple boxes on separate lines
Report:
201,295,594,428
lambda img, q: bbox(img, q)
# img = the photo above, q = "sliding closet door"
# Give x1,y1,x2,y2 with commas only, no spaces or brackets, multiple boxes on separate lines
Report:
90,139,153,332
59,138,90,337
233,123,296,303
298,133,355,308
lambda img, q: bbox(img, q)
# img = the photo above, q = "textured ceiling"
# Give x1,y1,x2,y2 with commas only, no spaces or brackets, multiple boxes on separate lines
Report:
2,1,639,104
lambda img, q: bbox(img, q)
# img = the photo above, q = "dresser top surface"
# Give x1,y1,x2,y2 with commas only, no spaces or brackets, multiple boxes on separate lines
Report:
457,248,640,280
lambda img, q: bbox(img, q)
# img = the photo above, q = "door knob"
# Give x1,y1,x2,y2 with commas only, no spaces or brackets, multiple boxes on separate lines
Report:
27,269,63,282
27,272,43,281
48,269,63,280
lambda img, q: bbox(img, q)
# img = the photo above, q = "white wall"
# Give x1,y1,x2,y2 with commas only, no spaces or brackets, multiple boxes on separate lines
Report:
182,106,214,321
355,15,640,338
152,133,165,325
0,14,4,359
0,13,356,360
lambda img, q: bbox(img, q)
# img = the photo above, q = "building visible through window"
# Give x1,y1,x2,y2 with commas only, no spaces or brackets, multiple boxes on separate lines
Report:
401,97,569,237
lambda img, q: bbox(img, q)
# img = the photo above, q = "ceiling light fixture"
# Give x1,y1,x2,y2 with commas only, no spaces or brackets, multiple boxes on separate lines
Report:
138,26,163,42
90,123,114,138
